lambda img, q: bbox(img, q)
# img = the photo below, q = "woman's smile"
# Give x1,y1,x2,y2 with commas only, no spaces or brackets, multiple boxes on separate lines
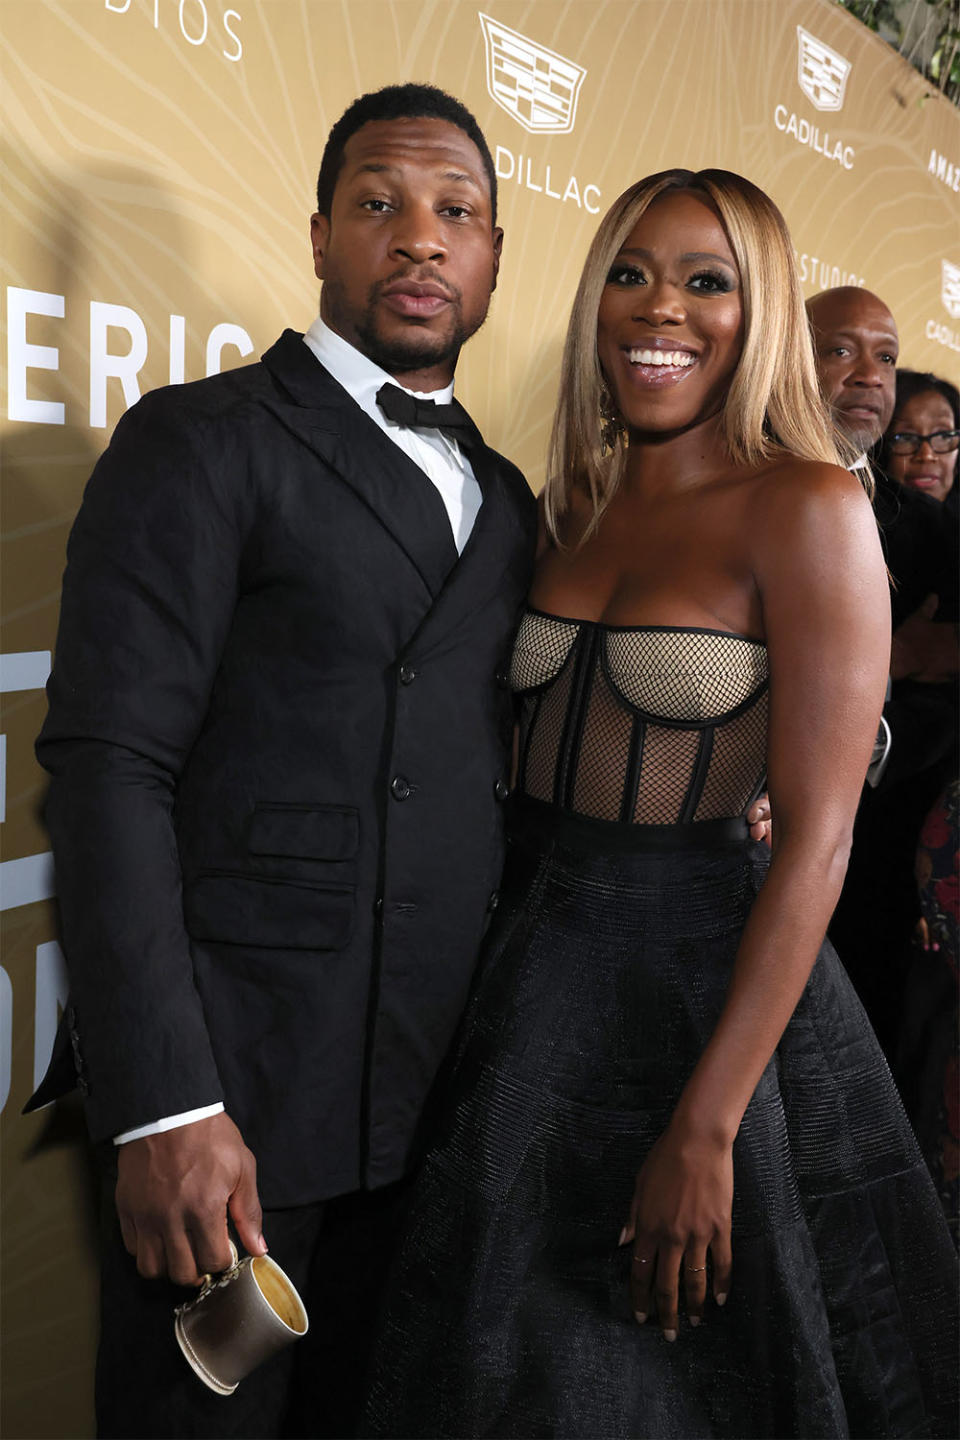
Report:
619,339,699,388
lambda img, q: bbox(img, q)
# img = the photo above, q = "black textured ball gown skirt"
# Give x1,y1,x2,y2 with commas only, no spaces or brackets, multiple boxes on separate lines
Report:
364,614,958,1438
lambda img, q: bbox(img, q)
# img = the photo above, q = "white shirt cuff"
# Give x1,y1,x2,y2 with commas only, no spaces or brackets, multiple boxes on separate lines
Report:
113,1101,225,1145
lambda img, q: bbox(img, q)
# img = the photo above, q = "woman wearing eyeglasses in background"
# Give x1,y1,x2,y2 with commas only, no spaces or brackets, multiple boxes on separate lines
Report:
882,370,959,516
880,371,960,1245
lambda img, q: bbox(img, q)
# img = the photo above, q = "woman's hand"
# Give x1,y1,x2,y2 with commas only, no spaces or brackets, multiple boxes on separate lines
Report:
619,1124,733,1339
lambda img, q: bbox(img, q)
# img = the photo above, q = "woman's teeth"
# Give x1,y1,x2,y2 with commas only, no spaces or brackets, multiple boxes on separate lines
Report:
628,349,695,367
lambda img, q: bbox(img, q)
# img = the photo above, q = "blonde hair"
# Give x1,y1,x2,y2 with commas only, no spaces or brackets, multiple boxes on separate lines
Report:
544,168,858,541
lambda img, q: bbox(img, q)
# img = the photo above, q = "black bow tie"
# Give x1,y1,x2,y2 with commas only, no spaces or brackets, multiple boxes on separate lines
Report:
376,382,478,444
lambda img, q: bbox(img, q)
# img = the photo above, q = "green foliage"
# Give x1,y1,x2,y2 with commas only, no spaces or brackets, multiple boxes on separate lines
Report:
839,0,902,33
836,0,960,103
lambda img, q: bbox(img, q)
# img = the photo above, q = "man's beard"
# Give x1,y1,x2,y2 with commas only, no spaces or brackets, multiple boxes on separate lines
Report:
355,313,467,374
324,274,484,376
840,421,882,456
831,404,885,457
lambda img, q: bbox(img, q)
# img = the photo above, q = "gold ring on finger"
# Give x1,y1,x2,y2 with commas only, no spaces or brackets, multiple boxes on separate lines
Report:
684,1265,706,1273
632,1255,654,1265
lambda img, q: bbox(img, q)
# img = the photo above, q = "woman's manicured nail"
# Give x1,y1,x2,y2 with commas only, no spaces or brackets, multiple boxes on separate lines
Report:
663,1328,677,1342
689,1316,701,1327
634,1311,647,1324
618,1227,629,1246
716,1292,727,1307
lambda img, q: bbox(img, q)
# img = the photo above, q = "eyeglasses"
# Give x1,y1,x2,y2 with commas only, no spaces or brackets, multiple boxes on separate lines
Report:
887,429,960,456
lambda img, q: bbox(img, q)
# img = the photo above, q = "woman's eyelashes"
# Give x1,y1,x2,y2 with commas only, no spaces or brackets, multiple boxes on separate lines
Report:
606,262,645,286
688,268,735,293
605,263,736,293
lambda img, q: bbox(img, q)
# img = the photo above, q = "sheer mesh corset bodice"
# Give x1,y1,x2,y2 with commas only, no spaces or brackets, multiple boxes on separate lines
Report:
511,608,769,826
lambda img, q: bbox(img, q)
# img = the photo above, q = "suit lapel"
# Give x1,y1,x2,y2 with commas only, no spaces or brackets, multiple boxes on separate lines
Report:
262,331,458,598
406,440,527,658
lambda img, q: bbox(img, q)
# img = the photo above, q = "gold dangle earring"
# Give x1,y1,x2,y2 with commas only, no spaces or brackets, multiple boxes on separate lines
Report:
599,384,624,456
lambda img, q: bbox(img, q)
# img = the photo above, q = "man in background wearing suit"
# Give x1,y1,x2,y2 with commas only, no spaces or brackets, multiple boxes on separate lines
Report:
807,286,958,1057
30,84,537,1439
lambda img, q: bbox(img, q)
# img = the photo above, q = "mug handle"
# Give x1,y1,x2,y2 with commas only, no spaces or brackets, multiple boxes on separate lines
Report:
175,1240,241,1317
199,1239,240,1288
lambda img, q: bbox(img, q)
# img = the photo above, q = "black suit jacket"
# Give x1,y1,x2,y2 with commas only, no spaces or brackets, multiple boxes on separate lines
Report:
30,330,537,1207
872,468,958,629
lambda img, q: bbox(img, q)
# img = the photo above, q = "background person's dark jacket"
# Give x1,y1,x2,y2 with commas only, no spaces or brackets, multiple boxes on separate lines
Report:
29,330,537,1207
873,468,958,630
829,462,958,1057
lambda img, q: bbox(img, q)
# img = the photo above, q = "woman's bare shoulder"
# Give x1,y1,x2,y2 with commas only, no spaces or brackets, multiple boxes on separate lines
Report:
740,456,884,601
745,456,873,534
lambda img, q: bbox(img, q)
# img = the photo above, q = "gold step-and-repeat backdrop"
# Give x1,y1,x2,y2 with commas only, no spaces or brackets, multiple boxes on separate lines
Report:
2,1,958,1434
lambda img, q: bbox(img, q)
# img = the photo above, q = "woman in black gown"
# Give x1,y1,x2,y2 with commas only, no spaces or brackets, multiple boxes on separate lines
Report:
364,170,958,1439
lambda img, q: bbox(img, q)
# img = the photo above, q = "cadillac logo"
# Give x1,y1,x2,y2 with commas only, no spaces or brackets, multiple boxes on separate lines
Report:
479,13,587,135
942,260,960,320
796,26,851,112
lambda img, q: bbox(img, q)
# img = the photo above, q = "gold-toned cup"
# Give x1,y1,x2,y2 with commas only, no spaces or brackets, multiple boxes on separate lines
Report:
174,1243,308,1395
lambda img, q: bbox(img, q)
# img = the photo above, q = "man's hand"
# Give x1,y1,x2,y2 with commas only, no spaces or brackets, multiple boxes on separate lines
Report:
747,795,772,847
115,1112,266,1286
890,594,959,684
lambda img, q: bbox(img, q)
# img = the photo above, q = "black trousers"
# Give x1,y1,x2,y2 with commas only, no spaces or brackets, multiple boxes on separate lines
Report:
96,1155,411,1440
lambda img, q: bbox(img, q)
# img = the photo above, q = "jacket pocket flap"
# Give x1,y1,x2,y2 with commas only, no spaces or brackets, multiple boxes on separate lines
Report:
185,874,354,951
247,805,359,861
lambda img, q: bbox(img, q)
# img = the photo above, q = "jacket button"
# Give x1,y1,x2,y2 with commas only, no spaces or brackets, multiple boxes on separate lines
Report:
487,890,499,912
496,670,510,690
390,775,411,801
494,779,510,801
399,664,417,685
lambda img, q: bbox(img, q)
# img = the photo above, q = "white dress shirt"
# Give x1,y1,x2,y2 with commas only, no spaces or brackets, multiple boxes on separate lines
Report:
303,314,482,553
115,316,482,1145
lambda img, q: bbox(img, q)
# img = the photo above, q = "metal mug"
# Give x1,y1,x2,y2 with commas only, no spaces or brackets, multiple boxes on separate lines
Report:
174,1242,309,1395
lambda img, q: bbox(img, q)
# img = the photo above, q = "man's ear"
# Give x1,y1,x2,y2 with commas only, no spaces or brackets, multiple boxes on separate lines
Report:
310,213,330,281
491,226,504,293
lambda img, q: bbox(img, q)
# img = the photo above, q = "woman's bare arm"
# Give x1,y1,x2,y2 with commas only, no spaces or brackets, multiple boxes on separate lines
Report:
624,462,890,1336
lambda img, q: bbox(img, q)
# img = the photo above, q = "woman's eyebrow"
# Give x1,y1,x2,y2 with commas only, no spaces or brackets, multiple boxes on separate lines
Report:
616,247,736,268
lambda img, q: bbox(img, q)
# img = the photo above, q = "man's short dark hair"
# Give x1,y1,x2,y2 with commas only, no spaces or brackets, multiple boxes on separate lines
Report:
316,83,497,224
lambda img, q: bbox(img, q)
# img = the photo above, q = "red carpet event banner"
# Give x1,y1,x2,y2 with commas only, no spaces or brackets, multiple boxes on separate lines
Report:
2,1,958,1433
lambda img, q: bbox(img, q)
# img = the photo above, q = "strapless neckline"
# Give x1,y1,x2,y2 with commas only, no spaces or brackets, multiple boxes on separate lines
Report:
524,604,766,648
511,608,769,826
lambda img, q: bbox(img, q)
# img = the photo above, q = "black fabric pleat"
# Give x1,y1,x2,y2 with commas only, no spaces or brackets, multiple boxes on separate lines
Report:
365,816,958,1440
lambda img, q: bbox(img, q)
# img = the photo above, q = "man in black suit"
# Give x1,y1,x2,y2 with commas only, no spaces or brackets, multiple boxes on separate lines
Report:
807,286,958,1056
30,84,537,1439
806,286,956,631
